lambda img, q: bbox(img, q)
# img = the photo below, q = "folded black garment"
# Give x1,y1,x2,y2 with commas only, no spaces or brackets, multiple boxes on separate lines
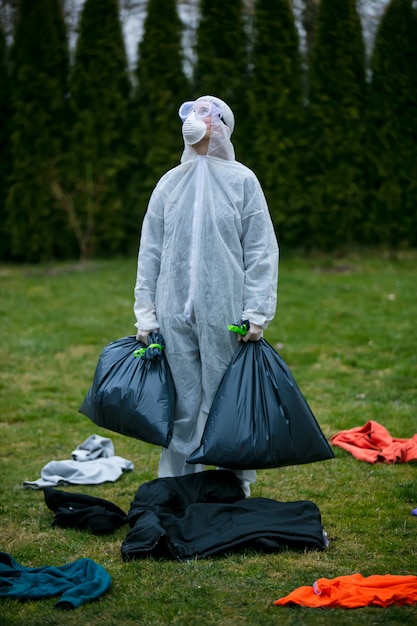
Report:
44,487,127,535
123,497,326,561
126,469,245,526
121,470,326,561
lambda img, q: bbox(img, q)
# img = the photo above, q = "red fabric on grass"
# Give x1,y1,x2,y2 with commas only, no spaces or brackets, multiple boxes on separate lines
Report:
274,573,417,608
330,420,417,463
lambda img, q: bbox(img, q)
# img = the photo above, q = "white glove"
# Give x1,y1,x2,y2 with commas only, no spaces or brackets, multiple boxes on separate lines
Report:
239,322,263,343
136,329,159,346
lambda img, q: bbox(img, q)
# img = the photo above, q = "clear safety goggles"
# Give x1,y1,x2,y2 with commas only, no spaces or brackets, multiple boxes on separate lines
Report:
178,100,221,122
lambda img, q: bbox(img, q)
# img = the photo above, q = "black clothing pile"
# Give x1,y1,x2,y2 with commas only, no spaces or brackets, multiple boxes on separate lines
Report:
121,470,326,561
44,487,127,535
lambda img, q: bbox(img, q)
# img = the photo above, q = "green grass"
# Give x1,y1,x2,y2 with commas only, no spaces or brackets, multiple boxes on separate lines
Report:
0,252,416,625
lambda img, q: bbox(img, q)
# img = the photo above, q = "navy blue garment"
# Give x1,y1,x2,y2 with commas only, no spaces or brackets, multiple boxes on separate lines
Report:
0,552,111,609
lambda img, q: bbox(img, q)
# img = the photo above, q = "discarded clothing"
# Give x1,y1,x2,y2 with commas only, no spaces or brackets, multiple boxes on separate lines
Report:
22,435,133,489
22,456,133,489
71,434,114,461
44,487,127,535
274,573,417,608
0,551,111,610
330,420,417,464
121,470,326,561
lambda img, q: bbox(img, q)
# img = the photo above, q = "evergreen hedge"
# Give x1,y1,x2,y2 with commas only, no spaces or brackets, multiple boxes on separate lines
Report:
247,0,304,247
129,0,189,229
0,25,11,259
68,0,131,259
1,0,417,261
304,0,366,251
366,0,417,247
6,0,70,262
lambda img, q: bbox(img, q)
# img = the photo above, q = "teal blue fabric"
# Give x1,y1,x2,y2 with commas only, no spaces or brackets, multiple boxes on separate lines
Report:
0,552,111,609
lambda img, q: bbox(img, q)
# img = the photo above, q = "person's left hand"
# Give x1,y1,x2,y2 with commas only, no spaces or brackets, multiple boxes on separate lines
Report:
136,329,159,345
239,322,263,342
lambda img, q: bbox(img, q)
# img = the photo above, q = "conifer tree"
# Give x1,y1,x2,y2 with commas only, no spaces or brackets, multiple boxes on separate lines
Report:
6,0,70,262
129,0,189,225
0,25,11,260
193,0,248,158
248,0,304,245
366,0,417,247
69,0,131,258
305,0,366,250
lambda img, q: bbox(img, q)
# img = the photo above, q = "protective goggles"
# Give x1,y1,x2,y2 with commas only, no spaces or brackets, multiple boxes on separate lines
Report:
178,100,221,122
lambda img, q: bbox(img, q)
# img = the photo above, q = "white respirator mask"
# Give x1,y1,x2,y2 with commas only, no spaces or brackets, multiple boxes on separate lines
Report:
181,111,207,145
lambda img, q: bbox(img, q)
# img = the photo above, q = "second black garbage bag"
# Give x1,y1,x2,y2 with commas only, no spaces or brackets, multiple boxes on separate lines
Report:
79,334,175,448
187,338,334,469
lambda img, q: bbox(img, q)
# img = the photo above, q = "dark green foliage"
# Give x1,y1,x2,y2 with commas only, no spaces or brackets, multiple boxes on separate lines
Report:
193,0,248,158
366,0,417,247
68,0,131,258
247,0,304,246
6,0,70,262
2,0,417,260
0,25,11,259
129,0,189,225
305,0,366,251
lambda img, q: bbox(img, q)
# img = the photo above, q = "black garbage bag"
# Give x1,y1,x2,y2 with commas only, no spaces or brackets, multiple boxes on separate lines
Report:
79,333,175,447
187,338,334,469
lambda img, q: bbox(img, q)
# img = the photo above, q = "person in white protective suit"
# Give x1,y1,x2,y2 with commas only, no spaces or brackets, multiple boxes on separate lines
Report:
133,95,279,496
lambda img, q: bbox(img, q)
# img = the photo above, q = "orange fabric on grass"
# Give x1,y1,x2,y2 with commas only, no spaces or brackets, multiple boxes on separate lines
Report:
274,573,417,608
330,420,417,464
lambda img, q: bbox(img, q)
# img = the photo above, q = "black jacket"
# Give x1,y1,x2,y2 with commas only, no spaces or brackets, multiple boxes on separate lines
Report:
44,487,127,535
121,470,326,561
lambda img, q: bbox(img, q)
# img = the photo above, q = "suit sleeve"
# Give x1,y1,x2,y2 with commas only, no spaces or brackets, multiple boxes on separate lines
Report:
240,174,279,328
133,188,164,331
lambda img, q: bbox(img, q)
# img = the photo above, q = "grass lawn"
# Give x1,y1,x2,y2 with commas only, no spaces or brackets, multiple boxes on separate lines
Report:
0,251,416,625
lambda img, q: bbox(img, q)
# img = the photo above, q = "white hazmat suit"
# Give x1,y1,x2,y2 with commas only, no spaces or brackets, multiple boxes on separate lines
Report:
134,96,279,495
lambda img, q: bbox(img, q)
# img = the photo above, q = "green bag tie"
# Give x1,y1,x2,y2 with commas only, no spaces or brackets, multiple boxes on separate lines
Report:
133,343,163,358
227,320,249,336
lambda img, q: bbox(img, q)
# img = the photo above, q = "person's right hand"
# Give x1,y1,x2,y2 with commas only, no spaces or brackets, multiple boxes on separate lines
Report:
239,322,263,342
136,329,158,345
